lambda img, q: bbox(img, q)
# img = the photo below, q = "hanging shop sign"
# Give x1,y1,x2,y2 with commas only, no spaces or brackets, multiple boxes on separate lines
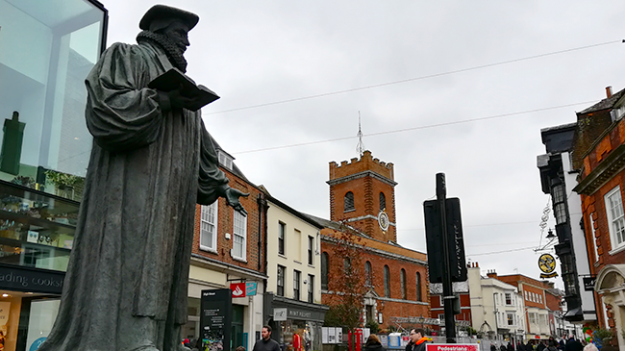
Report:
230,282,246,298
538,253,558,278
583,276,597,291
273,308,287,321
246,281,257,296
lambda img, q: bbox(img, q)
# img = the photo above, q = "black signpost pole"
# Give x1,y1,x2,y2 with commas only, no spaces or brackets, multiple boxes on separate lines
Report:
437,173,456,343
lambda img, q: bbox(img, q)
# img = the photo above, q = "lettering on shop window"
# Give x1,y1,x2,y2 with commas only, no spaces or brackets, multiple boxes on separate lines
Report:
0,267,64,294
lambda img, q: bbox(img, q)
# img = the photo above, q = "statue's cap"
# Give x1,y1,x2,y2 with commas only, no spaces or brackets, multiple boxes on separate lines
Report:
139,5,199,31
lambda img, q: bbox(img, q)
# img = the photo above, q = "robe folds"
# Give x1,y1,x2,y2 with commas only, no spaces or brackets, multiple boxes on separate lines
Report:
38,41,230,351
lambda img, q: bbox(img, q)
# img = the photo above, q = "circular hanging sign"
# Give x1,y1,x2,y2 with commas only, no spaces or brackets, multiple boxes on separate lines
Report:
378,210,390,231
538,253,556,274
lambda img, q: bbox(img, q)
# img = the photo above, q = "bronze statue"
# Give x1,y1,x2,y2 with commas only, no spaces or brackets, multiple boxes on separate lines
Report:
39,5,247,351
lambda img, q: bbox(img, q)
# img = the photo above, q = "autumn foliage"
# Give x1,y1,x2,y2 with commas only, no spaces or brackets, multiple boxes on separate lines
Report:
323,221,372,332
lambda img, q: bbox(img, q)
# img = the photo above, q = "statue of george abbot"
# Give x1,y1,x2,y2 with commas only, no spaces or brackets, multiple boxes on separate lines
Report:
38,5,247,351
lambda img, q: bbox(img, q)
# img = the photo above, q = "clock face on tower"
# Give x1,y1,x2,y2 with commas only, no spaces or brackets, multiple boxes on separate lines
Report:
378,210,390,231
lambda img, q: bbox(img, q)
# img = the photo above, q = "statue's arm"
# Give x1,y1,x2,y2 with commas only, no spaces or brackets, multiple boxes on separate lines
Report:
85,43,165,152
197,118,230,205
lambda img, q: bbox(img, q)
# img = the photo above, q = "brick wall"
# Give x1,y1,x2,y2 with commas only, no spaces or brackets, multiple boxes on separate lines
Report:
191,166,265,274
321,230,429,329
328,151,398,242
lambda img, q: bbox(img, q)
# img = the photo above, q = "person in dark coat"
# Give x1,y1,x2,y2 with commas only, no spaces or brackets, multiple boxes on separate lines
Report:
565,336,583,351
538,341,547,351
364,335,386,351
491,344,498,351
508,342,515,351
501,344,507,351
408,328,428,351
527,341,534,351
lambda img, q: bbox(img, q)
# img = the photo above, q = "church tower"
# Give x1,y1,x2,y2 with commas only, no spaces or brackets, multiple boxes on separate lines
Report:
328,150,397,242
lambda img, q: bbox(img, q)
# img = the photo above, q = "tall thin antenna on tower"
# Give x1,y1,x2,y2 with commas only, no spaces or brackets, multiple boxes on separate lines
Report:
356,111,365,156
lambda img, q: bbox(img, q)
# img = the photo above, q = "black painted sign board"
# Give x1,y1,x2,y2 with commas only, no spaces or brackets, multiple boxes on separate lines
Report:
424,198,467,283
200,288,232,351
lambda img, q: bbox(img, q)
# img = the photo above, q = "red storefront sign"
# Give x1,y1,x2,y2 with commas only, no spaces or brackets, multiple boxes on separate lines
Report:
426,344,479,351
230,282,246,298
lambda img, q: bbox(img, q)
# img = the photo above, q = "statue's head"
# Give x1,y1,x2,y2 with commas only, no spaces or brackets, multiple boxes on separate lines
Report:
139,5,199,53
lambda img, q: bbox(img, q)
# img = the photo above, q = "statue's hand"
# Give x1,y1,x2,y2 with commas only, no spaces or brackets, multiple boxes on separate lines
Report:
225,188,249,216
165,85,202,111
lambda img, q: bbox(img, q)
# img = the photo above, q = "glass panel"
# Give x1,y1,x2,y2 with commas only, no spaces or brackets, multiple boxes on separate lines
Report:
0,182,77,271
0,0,106,201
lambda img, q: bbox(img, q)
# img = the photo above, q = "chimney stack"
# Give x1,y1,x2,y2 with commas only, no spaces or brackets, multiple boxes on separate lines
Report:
487,270,497,278
606,86,613,98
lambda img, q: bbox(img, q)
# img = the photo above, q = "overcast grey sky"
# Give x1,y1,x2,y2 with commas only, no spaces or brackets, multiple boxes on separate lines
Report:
103,1,625,284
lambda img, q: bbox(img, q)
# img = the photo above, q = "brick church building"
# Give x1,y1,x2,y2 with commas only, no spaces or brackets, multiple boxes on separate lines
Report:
308,150,430,331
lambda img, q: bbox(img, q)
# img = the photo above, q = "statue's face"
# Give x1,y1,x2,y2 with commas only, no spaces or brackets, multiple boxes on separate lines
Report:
162,20,190,53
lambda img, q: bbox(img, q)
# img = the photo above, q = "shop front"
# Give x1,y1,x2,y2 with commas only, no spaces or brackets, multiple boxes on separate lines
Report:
264,293,328,351
0,0,107,350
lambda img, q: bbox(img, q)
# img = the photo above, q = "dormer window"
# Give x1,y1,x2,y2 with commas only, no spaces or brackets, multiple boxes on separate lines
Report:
218,150,233,170
611,104,625,122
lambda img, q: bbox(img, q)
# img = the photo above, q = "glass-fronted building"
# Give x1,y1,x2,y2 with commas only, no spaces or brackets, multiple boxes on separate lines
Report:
0,1,107,350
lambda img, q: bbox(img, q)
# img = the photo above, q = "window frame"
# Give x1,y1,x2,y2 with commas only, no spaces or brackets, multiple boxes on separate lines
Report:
605,186,625,252
321,252,329,290
277,265,285,296
416,272,422,301
293,270,301,300
278,221,286,256
383,265,390,297
344,191,355,212
589,214,599,262
365,261,372,287
200,201,218,252
400,268,407,300
308,274,314,303
231,210,247,261
505,292,512,306
307,235,314,265
379,192,386,212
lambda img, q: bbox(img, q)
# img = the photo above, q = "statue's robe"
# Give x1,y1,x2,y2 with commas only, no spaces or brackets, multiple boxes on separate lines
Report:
39,40,229,351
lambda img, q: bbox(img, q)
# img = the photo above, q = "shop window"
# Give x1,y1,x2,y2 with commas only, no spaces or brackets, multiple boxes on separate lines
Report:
384,265,390,297
200,201,218,252
605,186,625,250
277,265,285,296
278,222,285,256
379,192,386,211
0,182,79,272
321,252,329,290
400,269,407,299
344,192,354,212
365,261,372,287
293,270,301,300
416,272,422,301
232,210,247,261
308,274,314,303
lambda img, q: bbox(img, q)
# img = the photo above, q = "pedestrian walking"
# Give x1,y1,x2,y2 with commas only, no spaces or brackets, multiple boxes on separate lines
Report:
364,335,386,351
253,326,281,351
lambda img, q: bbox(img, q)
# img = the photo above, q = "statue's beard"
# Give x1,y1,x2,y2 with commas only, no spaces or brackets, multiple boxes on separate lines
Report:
137,30,188,72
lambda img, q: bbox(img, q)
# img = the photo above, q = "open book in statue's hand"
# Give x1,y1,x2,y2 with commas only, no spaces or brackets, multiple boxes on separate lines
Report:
148,67,220,111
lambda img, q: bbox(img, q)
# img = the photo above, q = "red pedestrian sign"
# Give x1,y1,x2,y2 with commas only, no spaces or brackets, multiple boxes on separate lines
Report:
426,344,479,351
230,282,246,298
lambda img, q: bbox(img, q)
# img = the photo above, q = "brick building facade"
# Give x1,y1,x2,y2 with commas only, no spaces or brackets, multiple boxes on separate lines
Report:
314,151,430,331
572,86,625,349
186,149,268,351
